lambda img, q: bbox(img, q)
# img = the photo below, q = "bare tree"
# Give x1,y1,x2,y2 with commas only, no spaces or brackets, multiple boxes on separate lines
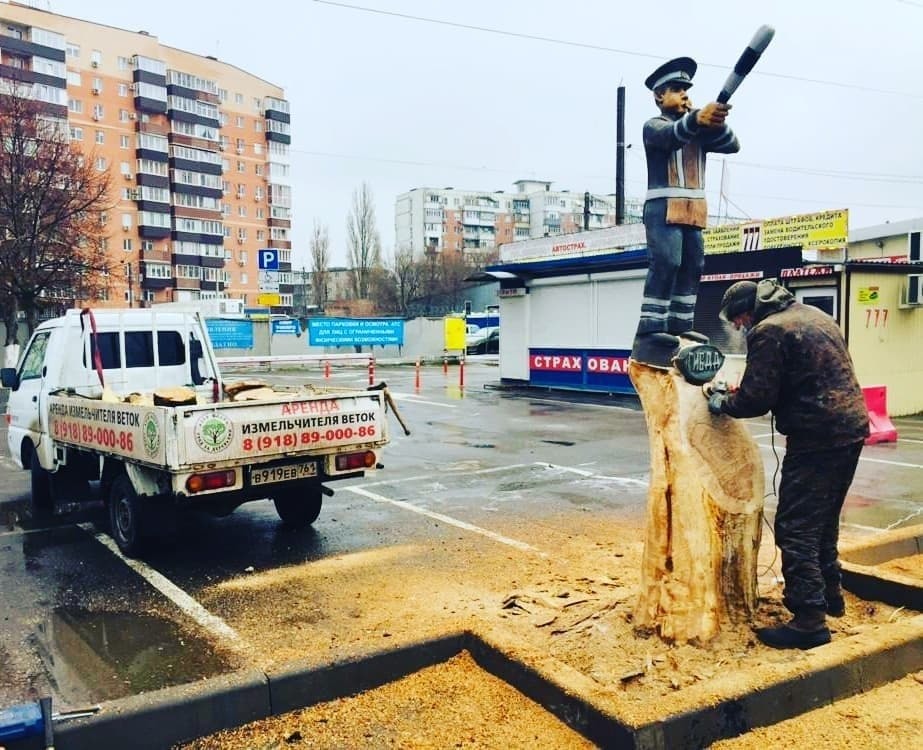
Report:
0,83,112,345
389,246,421,317
309,220,330,311
345,182,380,299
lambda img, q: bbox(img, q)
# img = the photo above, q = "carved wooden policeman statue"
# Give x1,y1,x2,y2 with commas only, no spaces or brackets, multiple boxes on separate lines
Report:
631,56,739,367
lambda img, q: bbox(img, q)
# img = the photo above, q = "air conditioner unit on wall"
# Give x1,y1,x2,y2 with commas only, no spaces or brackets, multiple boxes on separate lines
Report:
899,274,923,308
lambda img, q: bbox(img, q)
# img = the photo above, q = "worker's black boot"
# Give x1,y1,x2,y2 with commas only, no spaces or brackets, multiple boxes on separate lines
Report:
756,608,831,650
825,589,846,618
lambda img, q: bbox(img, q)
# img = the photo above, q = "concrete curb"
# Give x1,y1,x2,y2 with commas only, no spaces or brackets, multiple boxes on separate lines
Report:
54,668,270,750
840,524,923,611
49,616,923,750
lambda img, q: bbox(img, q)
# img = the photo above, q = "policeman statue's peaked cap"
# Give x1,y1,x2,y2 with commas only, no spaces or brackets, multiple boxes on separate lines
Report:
645,57,697,91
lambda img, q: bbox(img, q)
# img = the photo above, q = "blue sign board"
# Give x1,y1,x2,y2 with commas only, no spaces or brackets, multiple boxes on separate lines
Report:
529,348,634,395
257,248,279,270
205,319,254,349
308,318,404,347
272,318,301,336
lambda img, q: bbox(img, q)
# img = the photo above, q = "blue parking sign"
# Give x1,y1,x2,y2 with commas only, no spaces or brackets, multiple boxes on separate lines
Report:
258,248,278,270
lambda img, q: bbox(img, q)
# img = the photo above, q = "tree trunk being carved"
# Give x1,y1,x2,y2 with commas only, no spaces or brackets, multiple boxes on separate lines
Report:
629,358,764,644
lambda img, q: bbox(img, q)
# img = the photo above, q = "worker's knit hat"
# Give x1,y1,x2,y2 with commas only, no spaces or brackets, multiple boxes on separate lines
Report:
719,281,758,322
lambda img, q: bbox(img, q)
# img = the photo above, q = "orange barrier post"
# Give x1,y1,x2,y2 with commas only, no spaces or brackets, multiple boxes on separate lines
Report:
368,357,375,386
443,355,448,375
324,360,331,379
459,358,465,389
415,358,421,390
863,385,898,444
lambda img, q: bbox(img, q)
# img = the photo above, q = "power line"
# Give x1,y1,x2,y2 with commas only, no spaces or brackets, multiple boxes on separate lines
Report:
312,0,918,99
288,145,923,191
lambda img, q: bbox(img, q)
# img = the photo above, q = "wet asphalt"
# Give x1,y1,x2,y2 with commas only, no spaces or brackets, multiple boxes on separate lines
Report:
0,359,920,711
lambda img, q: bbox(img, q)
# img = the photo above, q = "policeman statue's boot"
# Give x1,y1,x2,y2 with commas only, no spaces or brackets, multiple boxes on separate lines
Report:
630,332,680,368
668,326,710,345
756,607,831,650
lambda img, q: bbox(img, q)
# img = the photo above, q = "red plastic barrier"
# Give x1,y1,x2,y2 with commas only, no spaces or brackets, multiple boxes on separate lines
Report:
863,385,898,445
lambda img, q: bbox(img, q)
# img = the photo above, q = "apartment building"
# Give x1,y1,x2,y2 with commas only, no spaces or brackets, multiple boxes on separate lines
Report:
0,3,293,311
395,179,643,259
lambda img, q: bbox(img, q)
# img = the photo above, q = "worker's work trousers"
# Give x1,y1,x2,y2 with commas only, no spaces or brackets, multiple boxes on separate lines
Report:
636,199,705,337
775,441,864,614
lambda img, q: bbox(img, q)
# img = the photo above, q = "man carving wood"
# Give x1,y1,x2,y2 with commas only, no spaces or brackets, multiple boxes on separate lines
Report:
631,57,740,367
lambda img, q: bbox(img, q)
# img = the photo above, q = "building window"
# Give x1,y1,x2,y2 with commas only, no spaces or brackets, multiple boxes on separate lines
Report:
118,83,128,97
95,130,104,145
254,120,262,132
256,230,265,241
123,239,132,251
66,70,81,86
117,55,130,70
66,43,80,59
92,103,103,120
68,99,83,114
235,116,244,128
120,134,130,149
121,213,132,230
141,240,154,251
218,88,228,102
119,109,130,122
254,164,263,176
95,156,107,171
238,205,247,217
241,272,248,285
90,50,102,67
234,92,243,105
69,126,83,141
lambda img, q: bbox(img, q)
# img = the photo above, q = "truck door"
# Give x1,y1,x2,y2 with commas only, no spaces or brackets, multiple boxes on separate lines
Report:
6,330,52,467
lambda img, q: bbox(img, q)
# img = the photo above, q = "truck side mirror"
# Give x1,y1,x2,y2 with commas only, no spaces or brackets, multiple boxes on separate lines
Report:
1,367,20,390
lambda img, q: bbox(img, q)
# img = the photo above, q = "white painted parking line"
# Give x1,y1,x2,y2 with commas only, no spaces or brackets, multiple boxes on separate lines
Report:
539,462,649,488
343,486,546,557
388,392,457,409
756,443,923,470
361,463,535,488
81,524,246,652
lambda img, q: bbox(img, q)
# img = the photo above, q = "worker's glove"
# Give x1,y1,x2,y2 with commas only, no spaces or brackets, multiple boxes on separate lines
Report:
707,390,728,416
702,380,729,416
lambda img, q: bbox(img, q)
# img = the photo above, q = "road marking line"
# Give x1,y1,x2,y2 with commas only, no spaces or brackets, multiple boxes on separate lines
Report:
80,523,245,650
389,392,457,409
343,486,546,557
361,463,534,488
538,462,649,488
756,443,923,470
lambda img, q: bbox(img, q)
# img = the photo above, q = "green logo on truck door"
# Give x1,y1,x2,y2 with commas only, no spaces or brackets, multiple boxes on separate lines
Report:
194,413,233,453
143,412,161,458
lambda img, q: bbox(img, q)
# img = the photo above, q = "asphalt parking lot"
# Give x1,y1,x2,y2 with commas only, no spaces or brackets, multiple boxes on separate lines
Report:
1,359,921,718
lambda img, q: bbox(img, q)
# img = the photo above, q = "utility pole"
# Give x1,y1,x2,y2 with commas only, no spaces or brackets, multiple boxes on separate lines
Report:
616,85,626,225
583,191,591,231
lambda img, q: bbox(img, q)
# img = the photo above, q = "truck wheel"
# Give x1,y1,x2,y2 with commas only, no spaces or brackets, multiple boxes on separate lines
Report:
109,475,145,556
273,485,323,527
30,451,54,518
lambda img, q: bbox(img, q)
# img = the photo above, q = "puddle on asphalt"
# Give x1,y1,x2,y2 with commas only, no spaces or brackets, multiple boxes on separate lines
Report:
32,607,238,704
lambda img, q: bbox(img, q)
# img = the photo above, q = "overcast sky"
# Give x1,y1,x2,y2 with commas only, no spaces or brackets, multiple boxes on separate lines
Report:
40,0,923,267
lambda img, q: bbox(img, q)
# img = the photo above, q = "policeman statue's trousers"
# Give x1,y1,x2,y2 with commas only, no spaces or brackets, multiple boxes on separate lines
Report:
636,199,705,337
774,441,864,614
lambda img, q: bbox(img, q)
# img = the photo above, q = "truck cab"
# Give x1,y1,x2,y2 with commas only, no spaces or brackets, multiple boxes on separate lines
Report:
2,309,220,474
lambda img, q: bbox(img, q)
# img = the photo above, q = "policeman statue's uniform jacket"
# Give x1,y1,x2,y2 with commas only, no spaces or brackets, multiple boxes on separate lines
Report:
720,279,870,454
644,109,739,227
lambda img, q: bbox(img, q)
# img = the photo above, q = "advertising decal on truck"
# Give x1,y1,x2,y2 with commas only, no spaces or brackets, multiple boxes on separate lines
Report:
182,395,385,463
48,398,167,464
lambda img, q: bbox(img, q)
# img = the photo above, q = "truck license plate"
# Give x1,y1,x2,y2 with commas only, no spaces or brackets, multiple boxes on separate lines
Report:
251,461,318,486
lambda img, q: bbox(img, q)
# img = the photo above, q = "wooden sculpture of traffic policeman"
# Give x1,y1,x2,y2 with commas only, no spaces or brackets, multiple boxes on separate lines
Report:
631,57,740,366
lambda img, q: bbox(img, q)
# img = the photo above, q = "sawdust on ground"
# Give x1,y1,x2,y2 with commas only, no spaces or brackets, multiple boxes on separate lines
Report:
877,552,922,581
176,515,919,749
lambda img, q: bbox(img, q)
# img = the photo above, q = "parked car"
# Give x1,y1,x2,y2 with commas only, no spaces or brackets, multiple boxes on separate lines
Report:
466,326,499,354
